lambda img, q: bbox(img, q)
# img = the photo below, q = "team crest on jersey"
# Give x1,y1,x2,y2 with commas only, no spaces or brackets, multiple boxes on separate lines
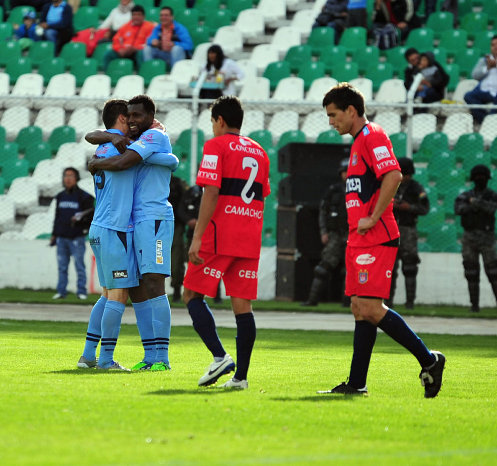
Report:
373,146,390,161
362,126,370,136
238,137,251,146
351,152,358,166
358,269,368,284
202,154,218,169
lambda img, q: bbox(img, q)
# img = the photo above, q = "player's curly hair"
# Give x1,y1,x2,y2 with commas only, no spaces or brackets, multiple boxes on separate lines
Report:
102,99,128,129
322,82,365,117
210,95,244,129
128,94,156,115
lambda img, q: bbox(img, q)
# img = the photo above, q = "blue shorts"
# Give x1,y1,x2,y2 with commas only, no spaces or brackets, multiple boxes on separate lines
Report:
89,224,139,289
133,219,173,276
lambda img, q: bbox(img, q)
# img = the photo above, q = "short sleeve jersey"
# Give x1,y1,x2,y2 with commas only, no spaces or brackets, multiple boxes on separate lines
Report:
91,129,135,232
196,133,271,259
346,122,400,247
128,128,177,223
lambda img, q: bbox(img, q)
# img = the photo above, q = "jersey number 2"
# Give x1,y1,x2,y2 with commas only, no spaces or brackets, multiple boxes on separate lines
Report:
241,157,258,205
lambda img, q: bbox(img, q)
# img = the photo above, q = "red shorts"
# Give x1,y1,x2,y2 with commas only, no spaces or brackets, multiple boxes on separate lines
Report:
345,244,398,299
183,252,260,300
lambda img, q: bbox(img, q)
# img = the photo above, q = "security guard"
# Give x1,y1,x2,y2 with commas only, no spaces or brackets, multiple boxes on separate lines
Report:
302,159,349,306
387,157,429,309
455,164,497,312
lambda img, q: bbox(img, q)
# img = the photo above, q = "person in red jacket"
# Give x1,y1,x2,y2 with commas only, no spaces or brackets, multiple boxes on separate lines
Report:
103,4,155,71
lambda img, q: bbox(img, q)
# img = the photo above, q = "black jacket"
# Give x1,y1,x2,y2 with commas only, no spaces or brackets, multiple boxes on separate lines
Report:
52,186,94,238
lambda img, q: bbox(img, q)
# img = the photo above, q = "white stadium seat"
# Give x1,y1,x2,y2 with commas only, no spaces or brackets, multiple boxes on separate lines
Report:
271,76,304,102
290,9,315,37
442,112,474,146
1,106,30,140
269,26,302,58
306,76,338,102
37,73,76,109
55,142,88,172
77,176,95,197
374,112,401,135
301,110,330,141
21,212,53,240
68,106,99,139
79,74,111,100
239,77,270,101
34,106,65,139
234,59,257,90
375,79,407,104
241,110,265,135
197,108,214,141
147,76,178,105
235,9,265,41
413,113,437,150
7,73,43,107
164,108,193,141
213,26,243,57
257,0,286,27
479,114,497,148
169,59,200,93
268,110,299,143
32,159,65,197
191,42,211,69
0,195,16,231
249,44,279,74
452,79,478,103
349,77,373,103
6,176,39,215
112,75,144,99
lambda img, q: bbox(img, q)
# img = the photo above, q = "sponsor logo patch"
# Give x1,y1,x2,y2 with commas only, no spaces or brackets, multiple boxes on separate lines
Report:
156,240,163,265
201,154,218,169
351,152,358,166
358,269,368,284
356,254,376,265
373,145,391,161
113,270,128,279
89,237,100,245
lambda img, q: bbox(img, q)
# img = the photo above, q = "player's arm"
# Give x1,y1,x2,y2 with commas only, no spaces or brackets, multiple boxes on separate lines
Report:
87,149,142,174
145,151,179,170
188,185,219,265
357,170,402,235
85,130,130,153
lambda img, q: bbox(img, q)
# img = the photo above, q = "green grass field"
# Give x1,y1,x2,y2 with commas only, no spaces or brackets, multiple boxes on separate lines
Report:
1,319,497,465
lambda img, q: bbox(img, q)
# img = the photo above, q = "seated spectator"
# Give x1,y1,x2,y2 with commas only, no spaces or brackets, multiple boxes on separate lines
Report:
403,47,420,91
200,44,244,98
347,0,367,28
14,11,41,42
97,0,135,41
142,6,193,69
414,51,449,103
40,0,74,54
312,0,348,44
103,4,155,70
372,0,415,49
464,35,497,124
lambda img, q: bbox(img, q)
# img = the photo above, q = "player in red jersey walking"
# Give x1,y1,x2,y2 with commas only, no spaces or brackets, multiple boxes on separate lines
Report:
318,83,445,398
183,96,271,389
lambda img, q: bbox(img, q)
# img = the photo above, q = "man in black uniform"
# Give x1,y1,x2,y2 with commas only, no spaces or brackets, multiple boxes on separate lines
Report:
455,164,497,312
388,157,429,309
302,159,349,306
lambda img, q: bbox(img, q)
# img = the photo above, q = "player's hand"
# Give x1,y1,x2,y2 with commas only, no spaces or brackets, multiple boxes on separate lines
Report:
187,219,197,229
150,119,165,131
87,155,99,175
321,233,329,244
111,133,130,153
188,237,204,265
357,216,376,235
485,55,496,68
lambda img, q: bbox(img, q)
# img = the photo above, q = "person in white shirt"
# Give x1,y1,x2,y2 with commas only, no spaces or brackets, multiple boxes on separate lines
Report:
98,0,135,40
464,35,497,124
200,44,244,98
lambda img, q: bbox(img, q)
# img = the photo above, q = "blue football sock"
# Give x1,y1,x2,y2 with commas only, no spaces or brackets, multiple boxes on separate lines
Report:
82,295,107,361
378,309,435,368
348,320,377,389
187,298,226,358
132,300,156,363
99,300,125,368
234,312,256,381
150,295,171,365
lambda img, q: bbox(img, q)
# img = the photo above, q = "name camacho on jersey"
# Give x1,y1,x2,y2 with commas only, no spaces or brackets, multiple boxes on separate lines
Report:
196,133,271,259
91,129,135,232
346,122,400,247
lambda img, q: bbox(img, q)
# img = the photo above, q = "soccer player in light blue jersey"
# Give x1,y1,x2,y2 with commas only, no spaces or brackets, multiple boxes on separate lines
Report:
87,95,178,372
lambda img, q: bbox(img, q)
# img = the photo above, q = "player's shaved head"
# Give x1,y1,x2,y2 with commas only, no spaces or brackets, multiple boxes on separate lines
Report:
102,99,128,129
322,82,365,117
210,95,244,129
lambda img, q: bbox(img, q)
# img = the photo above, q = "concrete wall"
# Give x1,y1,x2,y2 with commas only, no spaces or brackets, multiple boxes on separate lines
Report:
0,239,495,306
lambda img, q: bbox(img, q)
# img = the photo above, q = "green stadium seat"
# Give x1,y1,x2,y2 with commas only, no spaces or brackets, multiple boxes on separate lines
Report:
15,126,43,153
417,205,445,236
226,0,253,19
427,223,460,252
73,6,99,31
316,129,343,145
307,27,335,56
432,47,447,66
0,142,19,170
190,24,210,47
488,137,497,162
6,56,32,84
263,61,291,91
419,132,449,158
197,0,220,21
426,12,454,39
389,132,407,158
460,12,488,40
25,142,52,170
339,27,367,54
38,57,65,85
413,165,429,186
49,126,77,154
454,48,481,78
277,130,306,151
59,42,87,69
261,192,277,247
7,6,35,25
382,46,407,75
443,63,460,92
248,130,273,152
2,157,29,188
0,22,13,41
423,185,439,205
70,58,98,86
0,40,21,67
332,62,358,82
427,150,456,181
405,28,434,51
173,158,190,183
0,126,5,145
473,30,495,54
457,0,473,17
352,45,380,74
365,62,393,91
284,44,312,73
134,0,154,11
320,45,346,74
28,41,55,68
298,61,325,91
107,58,134,86
147,6,160,22
97,0,115,19
92,42,112,70
439,29,468,57
462,151,491,172
482,0,497,24
173,128,205,159
453,133,484,162
159,0,186,11
139,59,166,86
204,9,231,35
175,9,201,32
0,176,5,194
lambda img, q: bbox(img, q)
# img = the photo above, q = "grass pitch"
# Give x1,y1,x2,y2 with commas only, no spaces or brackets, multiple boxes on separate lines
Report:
1,320,496,465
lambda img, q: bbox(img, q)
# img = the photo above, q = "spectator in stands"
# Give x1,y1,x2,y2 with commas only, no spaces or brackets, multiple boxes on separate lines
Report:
372,0,415,49
142,6,193,69
414,51,449,103
347,0,367,28
464,35,497,124
312,0,348,44
412,0,436,21
40,0,74,54
10,0,51,13
97,0,135,41
403,47,420,91
50,167,94,301
13,11,41,42
103,4,155,71
200,44,244,98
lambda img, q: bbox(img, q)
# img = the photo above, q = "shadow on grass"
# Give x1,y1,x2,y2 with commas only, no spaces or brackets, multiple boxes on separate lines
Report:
270,395,365,402
48,369,134,375
147,388,227,396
